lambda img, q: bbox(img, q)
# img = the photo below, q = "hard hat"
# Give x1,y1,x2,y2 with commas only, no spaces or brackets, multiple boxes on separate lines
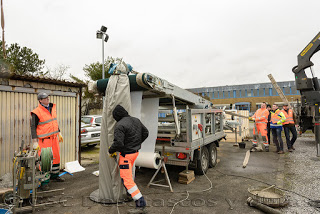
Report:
37,92,49,100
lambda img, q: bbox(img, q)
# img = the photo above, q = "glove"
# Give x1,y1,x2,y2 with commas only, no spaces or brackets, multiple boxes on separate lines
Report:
59,133,64,143
33,141,40,150
109,152,117,158
277,121,282,125
108,146,116,158
248,117,255,121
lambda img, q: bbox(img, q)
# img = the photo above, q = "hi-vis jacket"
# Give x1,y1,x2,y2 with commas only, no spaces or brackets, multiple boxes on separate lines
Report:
31,103,59,139
270,109,286,129
252,108,269,124
282,109,295,125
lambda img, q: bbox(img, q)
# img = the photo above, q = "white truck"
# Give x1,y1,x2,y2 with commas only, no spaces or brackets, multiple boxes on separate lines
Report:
90,72,226,174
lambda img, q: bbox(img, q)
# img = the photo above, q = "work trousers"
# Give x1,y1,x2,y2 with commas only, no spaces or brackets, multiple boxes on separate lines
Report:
119,152,143,202
38,135,61,184
252,123,269,146
271,128,284,152
283,126,297,149
267,123,271,145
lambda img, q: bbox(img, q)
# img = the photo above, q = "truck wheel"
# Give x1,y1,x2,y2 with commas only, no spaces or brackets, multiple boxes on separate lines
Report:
208,143,217,168
195,146,209,175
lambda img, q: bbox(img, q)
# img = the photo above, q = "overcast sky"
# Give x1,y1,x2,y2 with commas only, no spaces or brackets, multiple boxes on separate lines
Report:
3,0,320,88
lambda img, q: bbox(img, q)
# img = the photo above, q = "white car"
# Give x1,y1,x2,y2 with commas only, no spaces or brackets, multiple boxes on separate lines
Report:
81,115,102,126
81,115,102,147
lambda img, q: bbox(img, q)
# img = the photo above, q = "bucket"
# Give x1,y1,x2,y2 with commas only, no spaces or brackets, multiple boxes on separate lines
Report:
0,208,12,214
239,142,246,149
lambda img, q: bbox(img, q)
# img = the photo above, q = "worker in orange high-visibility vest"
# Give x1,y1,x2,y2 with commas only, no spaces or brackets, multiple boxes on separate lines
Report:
282,103,297,152
249,102,270,151
109,105,149,214
31,92,64,191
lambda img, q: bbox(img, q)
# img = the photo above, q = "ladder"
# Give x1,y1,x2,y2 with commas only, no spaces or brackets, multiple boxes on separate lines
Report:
267,74,292,109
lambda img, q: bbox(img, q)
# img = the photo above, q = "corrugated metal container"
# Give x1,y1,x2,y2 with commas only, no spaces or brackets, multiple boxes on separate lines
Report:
0,77,83,177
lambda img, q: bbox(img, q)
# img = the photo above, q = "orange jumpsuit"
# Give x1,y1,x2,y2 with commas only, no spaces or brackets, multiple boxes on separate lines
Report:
31,103,60,178
119,152,142,201
252,107,269,146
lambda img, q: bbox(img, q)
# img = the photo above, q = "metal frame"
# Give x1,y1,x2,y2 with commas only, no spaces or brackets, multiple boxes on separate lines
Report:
155,108,226,166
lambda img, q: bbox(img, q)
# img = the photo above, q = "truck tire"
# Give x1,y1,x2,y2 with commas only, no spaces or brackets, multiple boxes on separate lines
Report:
195,146,209,175
208,143,217,168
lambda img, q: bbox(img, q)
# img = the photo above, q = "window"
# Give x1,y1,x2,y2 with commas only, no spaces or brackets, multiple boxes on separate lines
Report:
81,117,92,124
95,117,102,124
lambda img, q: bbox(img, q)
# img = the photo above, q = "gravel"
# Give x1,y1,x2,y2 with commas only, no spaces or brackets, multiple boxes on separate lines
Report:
282,134,320,214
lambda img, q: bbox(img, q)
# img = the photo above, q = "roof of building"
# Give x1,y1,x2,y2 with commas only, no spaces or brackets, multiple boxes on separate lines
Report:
187,80,297,93
0,71,86,87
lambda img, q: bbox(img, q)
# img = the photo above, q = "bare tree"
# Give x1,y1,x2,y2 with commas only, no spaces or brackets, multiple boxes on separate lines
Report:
45,64,70,80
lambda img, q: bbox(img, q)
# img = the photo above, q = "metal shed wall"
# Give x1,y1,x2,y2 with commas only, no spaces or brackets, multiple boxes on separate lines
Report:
0,79,80,177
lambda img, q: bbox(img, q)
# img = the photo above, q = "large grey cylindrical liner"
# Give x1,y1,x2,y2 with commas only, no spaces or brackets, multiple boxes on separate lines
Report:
96,74,131,203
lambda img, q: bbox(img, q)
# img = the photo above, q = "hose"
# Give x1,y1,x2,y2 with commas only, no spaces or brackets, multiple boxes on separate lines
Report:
40,147,53,172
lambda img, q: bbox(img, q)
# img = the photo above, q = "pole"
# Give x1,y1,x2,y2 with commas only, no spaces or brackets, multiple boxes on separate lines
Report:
102,34,105,104
102,34,105,80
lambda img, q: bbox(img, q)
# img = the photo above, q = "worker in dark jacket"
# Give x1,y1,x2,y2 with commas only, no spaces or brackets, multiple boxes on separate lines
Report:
109,105,149,214
266,104,272,148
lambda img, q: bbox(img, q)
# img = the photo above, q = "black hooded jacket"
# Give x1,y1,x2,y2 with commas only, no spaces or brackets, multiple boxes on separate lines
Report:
109,105,149,155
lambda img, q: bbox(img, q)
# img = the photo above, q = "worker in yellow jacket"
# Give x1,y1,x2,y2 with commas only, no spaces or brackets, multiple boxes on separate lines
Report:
270,104,286,154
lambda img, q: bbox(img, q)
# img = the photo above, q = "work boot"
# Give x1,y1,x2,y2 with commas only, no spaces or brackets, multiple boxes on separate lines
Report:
52,176,65,182
278,150,284,154
288,148,294,152
128,197,147,214
265,146,269,152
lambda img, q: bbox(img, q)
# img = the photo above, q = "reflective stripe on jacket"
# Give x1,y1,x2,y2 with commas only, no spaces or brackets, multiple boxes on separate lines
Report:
270,109,286,128
31,103,59,139
252,108,269,124
282,109,294,125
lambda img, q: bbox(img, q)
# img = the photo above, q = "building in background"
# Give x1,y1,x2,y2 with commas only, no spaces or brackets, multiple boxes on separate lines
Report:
188,80,301,112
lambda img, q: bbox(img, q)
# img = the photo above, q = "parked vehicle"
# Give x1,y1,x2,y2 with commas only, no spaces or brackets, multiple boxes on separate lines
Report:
81,115,102,147
81,115,102,126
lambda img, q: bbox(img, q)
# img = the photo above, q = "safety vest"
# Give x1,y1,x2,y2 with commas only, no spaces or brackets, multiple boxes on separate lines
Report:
282,109,294,125
31,103,59,139
270,109,285,128
252,108,269,124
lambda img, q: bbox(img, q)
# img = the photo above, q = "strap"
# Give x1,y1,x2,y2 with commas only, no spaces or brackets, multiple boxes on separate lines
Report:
39,118,57,125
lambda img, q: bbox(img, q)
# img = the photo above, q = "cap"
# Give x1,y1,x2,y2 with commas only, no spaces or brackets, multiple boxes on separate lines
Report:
37,92,49,100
